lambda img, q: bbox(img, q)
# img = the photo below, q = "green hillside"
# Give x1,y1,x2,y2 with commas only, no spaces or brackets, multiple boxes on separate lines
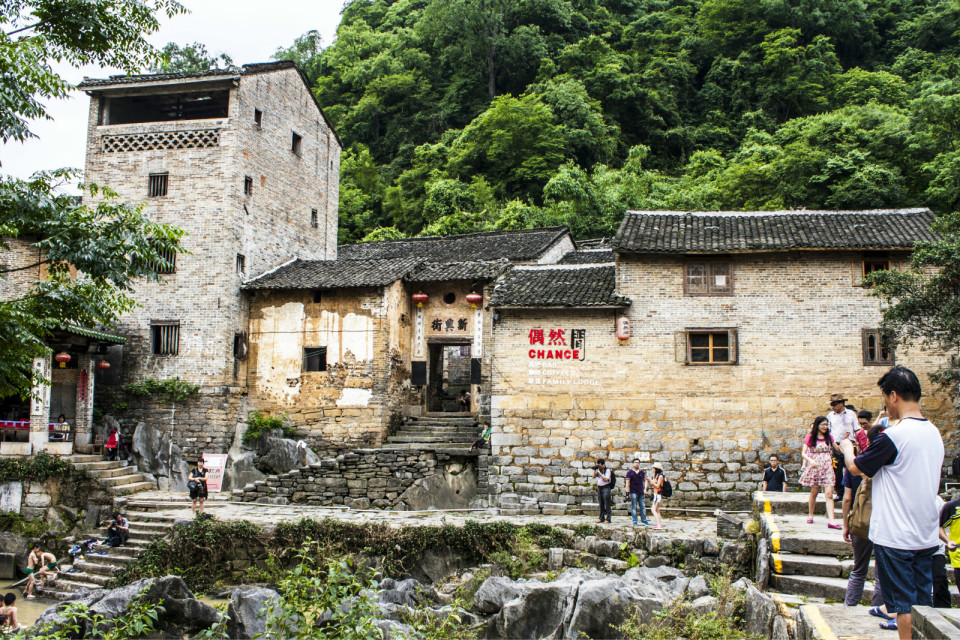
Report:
274,0,960,241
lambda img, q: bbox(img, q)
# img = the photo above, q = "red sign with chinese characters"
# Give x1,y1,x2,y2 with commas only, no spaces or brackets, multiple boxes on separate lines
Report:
527,328,585,360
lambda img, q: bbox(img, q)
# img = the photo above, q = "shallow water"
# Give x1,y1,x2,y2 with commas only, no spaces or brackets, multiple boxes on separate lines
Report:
6,596,58,627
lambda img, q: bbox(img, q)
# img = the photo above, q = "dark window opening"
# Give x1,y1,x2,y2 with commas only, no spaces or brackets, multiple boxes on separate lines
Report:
234,332,248,360
311,209,318,228
244,176,253,196
151,321,180,356
292,132,302,155
304,347,327,372
312,290,323,303
148,173,168,197
150,244,176,274
443,292,457,304
863,329,895,366
103,91,230,125
863,260,890,277
254,108,263,128
236,254,245,275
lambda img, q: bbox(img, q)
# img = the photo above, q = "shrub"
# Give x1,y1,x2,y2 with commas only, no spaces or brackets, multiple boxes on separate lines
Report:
123,377,200,402
242,410,293,444
0,450,71,481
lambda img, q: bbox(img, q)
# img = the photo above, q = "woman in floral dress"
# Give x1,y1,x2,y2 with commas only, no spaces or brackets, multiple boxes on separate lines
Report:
800,416,841,529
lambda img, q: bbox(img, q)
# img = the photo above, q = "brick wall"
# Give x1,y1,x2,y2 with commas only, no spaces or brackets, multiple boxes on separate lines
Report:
81,67,341,454
0,238,41,300
487,251,956,507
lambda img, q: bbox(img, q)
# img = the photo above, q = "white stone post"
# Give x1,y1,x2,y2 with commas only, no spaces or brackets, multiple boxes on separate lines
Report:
29,354,51,453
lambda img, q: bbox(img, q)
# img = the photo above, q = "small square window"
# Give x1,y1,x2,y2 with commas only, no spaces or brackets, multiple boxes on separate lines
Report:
244,176,253,196
311,209,318,228
236,254,245,276
148,173,168,198
684,261,733,295
292,132,302,155
254,109,263,129
304,346,327,372
863,259,890,277
676,329,738,365
863,329,895,366
151,321,180,356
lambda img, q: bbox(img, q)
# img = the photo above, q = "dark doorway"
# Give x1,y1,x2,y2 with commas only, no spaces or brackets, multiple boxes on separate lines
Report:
426,341,472,412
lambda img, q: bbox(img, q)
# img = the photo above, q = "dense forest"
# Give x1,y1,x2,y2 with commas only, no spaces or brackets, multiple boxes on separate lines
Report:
269,0,960,241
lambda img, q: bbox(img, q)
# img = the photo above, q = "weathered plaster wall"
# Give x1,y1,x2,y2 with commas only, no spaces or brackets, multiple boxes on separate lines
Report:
246,286,401,449
487,251,956,507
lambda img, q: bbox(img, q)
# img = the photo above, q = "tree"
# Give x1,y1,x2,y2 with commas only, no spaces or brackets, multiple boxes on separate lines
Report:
0,0,187,397
868,212,960,392
150,41,233,73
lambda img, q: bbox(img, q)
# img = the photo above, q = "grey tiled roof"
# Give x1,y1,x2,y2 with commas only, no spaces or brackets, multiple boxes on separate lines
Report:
614,209,939,253
404,260,511,283
489,265,630,308
338,227,570,262
243,257,423,290
559,250,616,264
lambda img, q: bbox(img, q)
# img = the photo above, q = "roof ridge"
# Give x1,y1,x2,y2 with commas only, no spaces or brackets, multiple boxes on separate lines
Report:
341,226,570,249
512,263,614,271
624,208,932,217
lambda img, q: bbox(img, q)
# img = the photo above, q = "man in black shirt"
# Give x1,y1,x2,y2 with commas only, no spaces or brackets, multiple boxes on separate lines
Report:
762,454,787,492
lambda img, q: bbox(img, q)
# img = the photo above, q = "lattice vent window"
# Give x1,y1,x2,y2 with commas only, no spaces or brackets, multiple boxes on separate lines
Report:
102,129,221,153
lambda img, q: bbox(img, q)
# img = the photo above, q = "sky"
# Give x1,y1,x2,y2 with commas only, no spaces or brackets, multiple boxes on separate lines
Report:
0,0,345,181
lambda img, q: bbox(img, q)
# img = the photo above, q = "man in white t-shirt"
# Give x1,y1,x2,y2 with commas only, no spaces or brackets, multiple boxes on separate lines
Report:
827,393,857,496
840,366,944,640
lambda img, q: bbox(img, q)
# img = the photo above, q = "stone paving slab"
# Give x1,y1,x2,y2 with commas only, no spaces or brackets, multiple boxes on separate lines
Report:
761,513,850,556
127,499,718,538
755,490,835,516
797,604,896,640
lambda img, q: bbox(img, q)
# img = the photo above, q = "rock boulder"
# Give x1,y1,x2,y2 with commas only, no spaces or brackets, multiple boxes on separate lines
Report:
256,437,320,475
226,585,280,639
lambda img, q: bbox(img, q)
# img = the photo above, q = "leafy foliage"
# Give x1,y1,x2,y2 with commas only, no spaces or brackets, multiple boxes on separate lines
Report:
0,449,70,481
0,0,186,399
243,410,294,444
123,377,200,403
0,511,49,537
4,591,165,640
868,212,960,391
150,42,233,73
258,541,382,640
273,0,960,240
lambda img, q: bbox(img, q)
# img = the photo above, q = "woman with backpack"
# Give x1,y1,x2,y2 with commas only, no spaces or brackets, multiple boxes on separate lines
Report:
800,416,841,529
651,462,667,530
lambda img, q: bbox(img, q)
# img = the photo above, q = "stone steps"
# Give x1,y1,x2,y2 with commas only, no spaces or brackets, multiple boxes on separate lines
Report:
72,460,129,473
771,552,872,579
97,472,149,487
81,553,137,568
70,455,155,498
380,444,476,454
75,559,125,575
111,481,157,496
385,434,477,443
398,426,478,434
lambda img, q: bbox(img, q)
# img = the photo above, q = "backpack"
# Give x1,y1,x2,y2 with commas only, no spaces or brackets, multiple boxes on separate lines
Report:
848,476,873,539
660,478,673,499
608,469,616,489
952,455,960,477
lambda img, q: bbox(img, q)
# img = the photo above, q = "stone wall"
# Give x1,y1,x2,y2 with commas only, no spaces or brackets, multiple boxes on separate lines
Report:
0,237,41,300
235,449,479,510
486,251,956,507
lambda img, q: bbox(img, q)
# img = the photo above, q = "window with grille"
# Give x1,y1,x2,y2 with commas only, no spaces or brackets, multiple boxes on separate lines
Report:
311,209,318,228
254,109,263,129
304,346,327,372
684,261,733,295
236,254,246,276
292,132,302,155
148,173,168,197
151,245,176,274
863,329,895,366
151,321,180,356
675,329,738,365
244,176,253,196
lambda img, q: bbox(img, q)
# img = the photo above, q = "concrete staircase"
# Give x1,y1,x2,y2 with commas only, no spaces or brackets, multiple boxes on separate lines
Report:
70,455,155,496
38,511,178,600
383,413,480,454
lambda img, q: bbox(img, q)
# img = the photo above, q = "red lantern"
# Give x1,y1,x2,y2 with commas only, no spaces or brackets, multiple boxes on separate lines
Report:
96,360,111,370
466,292,483,309
412,292,429,308
616,317,631,344
54,352,71,368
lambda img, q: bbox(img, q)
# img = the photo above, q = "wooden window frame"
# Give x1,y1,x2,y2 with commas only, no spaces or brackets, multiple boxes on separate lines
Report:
683,260,734,296
243,176,254,197
236,253,246,276
304,346,327,372
147,172,168,198
675,328,738,365
151,320,180,356
853,252,896,286
862,328,895,366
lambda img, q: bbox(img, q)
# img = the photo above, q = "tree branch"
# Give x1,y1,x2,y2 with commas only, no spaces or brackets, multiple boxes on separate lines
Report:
0,259,49,274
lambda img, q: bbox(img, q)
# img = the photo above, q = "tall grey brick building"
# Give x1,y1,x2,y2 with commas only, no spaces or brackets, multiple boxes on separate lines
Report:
79,61,340,458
